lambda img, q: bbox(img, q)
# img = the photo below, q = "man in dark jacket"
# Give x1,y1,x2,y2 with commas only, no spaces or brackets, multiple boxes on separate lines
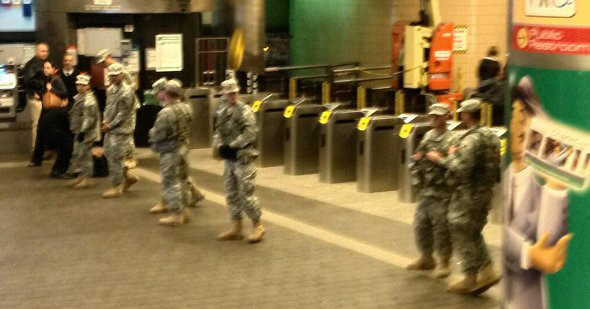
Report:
23,43,49,149
477,47,501,85
59,53,80,106
475,46,504,126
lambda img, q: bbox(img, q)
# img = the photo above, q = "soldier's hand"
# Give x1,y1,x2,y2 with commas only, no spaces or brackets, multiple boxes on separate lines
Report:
449,145,458,155
46,83,52,91
529,233,573,274
76,132,86,143
426,151,442,162
411,151,424,161
101,122,110,132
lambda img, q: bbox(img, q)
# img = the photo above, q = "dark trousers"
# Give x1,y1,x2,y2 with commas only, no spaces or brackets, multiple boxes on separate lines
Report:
31,108,73,174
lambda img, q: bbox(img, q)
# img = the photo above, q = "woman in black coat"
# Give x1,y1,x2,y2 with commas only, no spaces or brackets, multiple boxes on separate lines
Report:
29,61,73,179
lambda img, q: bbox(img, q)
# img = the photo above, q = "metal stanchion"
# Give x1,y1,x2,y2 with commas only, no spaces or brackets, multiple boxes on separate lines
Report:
357,86,367,110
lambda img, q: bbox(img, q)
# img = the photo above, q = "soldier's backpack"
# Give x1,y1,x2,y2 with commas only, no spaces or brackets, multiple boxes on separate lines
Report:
473,127,501,186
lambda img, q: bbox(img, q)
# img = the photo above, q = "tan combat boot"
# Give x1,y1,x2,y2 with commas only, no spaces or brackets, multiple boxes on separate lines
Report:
471,262,502,295
73,178,93,189
66,177,83,187
247,220,265,243
434,258,451,279
149,202,169,214
406,255,436,271
217,219,244,241
102,183,124,198
188,185,205,207
158,210,189,226
123,170,139,192
447,273,477,294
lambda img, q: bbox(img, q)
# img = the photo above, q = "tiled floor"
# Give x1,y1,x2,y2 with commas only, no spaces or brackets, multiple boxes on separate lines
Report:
0,135,501,308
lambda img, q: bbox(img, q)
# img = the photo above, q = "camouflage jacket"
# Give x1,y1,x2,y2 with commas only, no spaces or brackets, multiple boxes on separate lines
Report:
446,125,497,199
70,91,101,141
410,128,457,199
107,63,140,108
149,100,193,155
104,83,136,135
213,100,259,159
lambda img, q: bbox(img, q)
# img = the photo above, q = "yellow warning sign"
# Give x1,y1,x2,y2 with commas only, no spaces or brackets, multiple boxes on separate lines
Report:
319,111,332,124
357,117,371,131
252,100,263,112
399,124,414,138
284,105,296,118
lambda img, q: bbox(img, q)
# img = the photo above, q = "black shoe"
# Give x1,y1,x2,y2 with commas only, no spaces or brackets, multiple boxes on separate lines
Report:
28,161,41,167
50,171,74,179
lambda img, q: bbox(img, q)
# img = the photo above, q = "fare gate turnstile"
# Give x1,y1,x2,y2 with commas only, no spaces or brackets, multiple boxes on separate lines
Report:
319,109,365,183
254,99,291,167
284,102,343,175
356,115,404,193
186,87,212,149
254,92,280,101
397,122,432,203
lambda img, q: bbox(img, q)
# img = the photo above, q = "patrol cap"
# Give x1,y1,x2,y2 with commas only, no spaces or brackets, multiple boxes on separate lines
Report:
151,77,168,93
75,74,91,85
456,98,482,113
428,103,450,116
107,63,124,76
96,49,111,64
221,78,240,94
165,79,184,96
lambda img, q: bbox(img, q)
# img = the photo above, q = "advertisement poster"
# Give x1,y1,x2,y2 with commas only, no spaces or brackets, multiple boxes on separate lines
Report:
507,1,590,308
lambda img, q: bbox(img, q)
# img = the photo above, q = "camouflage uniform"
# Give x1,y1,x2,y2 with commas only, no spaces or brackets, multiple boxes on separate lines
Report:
213,100,261,221
149,99,193,213
410,129,456,261
69,91,101,178
104,83,136,186
107,62,140,168
446,125,496,274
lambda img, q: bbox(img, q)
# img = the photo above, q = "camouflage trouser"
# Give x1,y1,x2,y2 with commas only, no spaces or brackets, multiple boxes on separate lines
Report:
104,132,131,186
160,152,183,213
448,195,492,274
126,112,137,164
414,195,453,261
71,134,95,178
158,154,202,207
179,154,202,205
223,157,261,221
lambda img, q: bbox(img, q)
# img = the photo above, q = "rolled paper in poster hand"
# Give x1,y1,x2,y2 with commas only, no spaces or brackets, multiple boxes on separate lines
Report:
523,117,590,191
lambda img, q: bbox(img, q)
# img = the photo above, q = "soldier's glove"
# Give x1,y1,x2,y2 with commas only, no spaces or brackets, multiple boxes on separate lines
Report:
76,132,86,143
218,145,238,160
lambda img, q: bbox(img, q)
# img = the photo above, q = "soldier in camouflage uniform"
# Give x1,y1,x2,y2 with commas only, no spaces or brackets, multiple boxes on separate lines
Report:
148,79,195,225
407,103,456,278
96,49,136,89
97,49,140,188
148,78,206,218
101,63,139,198
445,99,501,294
214,79,265,243
66,74,101,189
